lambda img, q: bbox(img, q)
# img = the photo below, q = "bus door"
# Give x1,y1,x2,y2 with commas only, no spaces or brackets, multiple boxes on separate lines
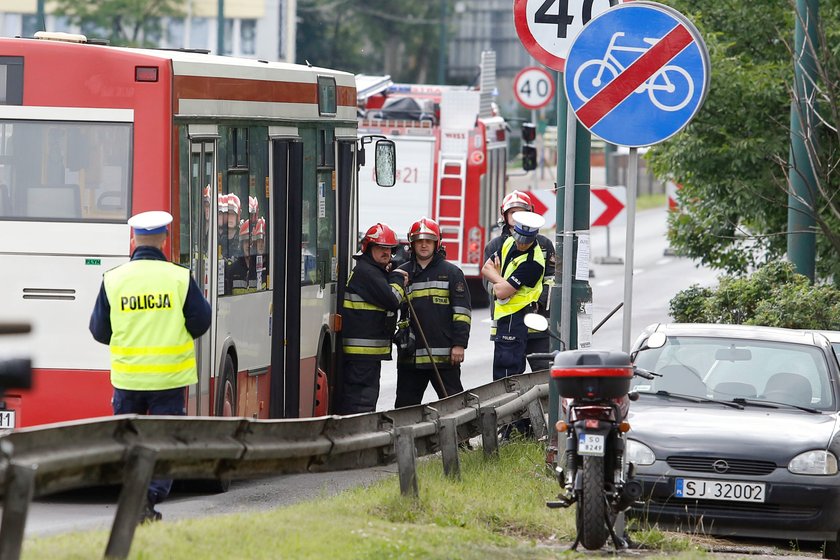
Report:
183,137,216,416
268,139,303,418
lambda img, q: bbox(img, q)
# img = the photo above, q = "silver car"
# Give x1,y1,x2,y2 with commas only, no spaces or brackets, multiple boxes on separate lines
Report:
626,323,840,557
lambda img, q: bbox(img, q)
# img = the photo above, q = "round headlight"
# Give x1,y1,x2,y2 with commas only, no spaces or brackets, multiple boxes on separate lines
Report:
788,450,839,475
627,439,656,466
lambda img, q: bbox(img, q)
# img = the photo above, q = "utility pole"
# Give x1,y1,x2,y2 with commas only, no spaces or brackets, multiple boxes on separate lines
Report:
216,0,225,55
787,0,819,281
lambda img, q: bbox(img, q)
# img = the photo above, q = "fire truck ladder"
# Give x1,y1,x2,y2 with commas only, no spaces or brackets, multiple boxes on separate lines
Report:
435,154,467,262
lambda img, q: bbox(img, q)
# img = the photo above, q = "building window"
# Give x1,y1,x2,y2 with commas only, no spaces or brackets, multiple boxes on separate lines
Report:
189,18,209,50
167,18,185,49
224,20,234,55
241,20,256,55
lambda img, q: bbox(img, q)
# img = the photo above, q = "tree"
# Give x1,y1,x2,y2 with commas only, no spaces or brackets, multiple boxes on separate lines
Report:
296,0,448,83
649,0,840,282
669,260,840,329
52,0,183,47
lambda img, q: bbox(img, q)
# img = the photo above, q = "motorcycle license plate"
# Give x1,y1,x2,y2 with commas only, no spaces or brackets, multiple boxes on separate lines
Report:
577,433,605,456
675,478,766,503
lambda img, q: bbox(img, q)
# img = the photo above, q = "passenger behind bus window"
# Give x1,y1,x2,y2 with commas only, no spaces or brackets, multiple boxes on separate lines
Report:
224,193,242,260
232,219,256,293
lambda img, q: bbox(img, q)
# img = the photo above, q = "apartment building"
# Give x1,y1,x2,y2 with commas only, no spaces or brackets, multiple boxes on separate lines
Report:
0,0,296,62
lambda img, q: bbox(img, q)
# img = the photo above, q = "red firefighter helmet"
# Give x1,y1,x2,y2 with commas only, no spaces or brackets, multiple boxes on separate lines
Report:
361,222,399,253
239,219,250,238
500,190,534,216
408,217,440,244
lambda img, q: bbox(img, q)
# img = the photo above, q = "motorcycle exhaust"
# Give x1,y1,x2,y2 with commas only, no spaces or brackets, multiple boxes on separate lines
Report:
614,479,643,512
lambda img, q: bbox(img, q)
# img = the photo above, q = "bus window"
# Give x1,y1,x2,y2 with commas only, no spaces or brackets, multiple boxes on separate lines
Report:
0,120,131,221
0,57,23,105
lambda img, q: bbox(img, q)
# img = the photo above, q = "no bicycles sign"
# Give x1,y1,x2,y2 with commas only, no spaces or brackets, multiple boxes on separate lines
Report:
563,2,710,147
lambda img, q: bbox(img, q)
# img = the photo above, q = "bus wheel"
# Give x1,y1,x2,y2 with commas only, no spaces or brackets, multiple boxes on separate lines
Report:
207,353,236,494
313,344,330,416
219,354,236,417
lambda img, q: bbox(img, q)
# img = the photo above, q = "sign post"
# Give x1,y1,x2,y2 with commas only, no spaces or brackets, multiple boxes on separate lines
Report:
514,0,614,465
564,2,710,351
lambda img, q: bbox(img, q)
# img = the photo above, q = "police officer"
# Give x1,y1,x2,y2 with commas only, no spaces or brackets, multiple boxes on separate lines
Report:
89,210,211,523
394,217,471,407
481,211,546,380
483,190,556,371
338,223,407,414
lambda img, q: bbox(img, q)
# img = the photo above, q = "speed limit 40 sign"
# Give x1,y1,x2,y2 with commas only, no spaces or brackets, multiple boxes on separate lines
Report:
514,67,555,110
514,0,617,71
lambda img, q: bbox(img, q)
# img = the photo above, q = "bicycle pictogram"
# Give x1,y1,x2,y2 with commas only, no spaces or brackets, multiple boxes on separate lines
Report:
572,32,694,111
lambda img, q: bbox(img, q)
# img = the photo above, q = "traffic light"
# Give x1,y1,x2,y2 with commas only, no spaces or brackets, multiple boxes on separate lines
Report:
522,123,536,143
522,145,537,171
521,122,537,171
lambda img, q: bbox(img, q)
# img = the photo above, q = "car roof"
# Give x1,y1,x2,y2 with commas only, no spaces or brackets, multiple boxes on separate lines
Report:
815,330,840,343
649,323,822,345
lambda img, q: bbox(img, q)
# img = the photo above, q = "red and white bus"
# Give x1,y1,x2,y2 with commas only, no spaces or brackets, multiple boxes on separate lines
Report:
0,32,391,428
356,53,508,304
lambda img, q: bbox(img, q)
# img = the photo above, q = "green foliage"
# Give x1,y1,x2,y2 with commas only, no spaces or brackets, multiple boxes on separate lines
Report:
296,0,447,82
22,441,707,559
51,0,183,46
670,260,840,329
649,0,840,282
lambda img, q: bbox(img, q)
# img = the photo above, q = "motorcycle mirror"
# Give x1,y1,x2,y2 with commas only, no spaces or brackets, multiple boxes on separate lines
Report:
524,313,549,332
647,332,667,349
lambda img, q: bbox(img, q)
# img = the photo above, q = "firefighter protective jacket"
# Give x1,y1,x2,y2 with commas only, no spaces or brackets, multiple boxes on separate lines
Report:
396,251,471,369
341,252,406,361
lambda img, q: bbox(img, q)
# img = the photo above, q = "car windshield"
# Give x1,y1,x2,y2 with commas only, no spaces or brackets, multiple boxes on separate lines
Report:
631,336,835,411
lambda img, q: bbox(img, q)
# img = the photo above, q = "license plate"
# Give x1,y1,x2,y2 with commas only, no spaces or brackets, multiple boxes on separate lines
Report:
675,477,766,503
578,433,605,456
0,410,15,430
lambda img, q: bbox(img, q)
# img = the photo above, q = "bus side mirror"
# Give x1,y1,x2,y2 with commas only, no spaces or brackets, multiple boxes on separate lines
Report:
374,139,396,187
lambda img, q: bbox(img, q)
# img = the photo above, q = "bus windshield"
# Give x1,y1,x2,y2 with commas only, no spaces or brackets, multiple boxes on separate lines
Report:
0,120,132,222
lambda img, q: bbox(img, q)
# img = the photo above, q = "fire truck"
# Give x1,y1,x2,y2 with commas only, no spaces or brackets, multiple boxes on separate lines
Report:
356,52,509,306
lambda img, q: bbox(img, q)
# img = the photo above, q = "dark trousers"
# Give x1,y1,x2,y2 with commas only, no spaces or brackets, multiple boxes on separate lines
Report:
526,336,552,372
395,364,463,408
493,311,529,380
112,386,186,504
337,359,381,414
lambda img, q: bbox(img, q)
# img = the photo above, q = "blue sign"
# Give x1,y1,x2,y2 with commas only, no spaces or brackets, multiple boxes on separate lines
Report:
563,2,710,147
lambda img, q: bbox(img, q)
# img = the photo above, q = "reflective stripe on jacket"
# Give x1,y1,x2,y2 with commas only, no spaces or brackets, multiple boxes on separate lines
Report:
397,252,471,369
342,253,405,361
104,260,196,390
494,236,545,320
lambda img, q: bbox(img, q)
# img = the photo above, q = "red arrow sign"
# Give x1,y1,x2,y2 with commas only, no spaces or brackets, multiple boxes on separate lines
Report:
591,188,626,226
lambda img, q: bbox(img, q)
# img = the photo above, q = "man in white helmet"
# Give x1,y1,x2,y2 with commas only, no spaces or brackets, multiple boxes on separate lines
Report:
483,190,556,371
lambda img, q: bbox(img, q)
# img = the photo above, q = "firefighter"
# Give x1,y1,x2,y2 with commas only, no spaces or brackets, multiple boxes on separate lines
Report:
481,210,546,380
89,210,211,522
394,217,471,407
337,223,408,414
483,190,556,371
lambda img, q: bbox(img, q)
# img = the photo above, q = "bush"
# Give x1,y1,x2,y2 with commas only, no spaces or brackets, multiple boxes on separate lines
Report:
669,260,840,329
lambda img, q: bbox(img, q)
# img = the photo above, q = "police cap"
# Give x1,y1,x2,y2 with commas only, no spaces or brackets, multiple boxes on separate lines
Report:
128,210,173,235
511,211,544,244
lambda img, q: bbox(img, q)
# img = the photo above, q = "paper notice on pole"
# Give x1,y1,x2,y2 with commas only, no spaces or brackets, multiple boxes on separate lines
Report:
575,233,590,281
578,302,593,348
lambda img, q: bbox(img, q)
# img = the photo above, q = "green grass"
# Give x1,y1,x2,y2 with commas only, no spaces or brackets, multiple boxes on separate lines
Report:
23,441,705,560
636,192,667,211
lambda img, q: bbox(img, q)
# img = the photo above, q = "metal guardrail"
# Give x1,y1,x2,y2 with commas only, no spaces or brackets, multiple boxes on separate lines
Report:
0,370,550,560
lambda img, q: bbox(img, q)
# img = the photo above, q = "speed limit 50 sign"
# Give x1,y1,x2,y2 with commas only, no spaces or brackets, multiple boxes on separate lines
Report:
514,67,555,110
514,0,617,71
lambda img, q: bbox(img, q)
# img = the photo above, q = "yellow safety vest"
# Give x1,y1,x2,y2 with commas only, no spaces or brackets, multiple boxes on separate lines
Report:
494,236,545,320
104,260,197,390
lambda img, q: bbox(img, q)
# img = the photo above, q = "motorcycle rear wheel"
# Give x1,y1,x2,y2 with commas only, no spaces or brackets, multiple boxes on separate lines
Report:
577,455,609,550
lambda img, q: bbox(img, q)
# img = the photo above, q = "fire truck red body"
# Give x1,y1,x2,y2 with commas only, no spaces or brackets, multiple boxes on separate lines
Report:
356,54,509,304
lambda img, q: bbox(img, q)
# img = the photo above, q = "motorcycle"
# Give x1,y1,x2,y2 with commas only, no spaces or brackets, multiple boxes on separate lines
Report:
524,314,657,551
